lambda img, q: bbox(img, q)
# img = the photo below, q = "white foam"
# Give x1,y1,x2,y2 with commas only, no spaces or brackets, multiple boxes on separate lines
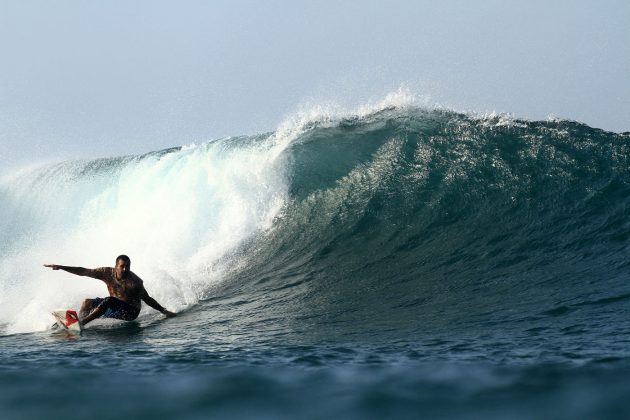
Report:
0,135,292,334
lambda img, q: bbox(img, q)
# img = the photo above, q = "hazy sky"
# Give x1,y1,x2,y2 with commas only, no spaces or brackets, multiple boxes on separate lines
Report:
1,0,628,172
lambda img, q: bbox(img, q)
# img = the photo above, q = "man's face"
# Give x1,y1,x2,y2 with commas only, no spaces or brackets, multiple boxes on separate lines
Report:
115,259,130,279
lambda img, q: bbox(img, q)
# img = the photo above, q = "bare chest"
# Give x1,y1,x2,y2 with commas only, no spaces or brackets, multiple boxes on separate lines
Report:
106,275,142,300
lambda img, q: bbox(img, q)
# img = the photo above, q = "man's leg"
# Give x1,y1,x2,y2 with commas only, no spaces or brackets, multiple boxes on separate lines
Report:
80,297,112,326
79,299,99,320
80,297,139,326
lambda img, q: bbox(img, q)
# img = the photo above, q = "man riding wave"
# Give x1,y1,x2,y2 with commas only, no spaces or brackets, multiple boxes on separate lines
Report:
45,255,176,327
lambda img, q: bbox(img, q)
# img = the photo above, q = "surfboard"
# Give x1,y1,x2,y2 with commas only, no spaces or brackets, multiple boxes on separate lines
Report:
51,309,82,335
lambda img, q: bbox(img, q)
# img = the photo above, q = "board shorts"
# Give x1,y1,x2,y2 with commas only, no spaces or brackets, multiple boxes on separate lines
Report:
92,297,140,321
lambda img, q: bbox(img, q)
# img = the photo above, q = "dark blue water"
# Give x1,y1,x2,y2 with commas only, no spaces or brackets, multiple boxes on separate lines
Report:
1,106,629,418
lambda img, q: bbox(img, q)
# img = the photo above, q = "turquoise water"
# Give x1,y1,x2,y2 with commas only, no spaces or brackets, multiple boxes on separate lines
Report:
1,105,629,418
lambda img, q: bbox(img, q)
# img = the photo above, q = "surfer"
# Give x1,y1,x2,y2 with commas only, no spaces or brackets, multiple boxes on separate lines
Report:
44,255,176,326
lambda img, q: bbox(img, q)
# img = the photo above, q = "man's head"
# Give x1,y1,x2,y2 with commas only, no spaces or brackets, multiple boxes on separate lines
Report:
115,255,131,279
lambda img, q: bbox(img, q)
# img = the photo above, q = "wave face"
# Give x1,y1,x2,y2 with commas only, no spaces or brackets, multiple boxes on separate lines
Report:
227,107,630,347
1,105,629,343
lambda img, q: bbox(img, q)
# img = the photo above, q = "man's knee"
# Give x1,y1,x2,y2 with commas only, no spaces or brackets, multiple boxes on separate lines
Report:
80,299,97,319
99,297,112,308
92,297,114,315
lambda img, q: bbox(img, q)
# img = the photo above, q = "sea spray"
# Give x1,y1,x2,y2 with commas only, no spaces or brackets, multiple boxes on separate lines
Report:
0,135,291,334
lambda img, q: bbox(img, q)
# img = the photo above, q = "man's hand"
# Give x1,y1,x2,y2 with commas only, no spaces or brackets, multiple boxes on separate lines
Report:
44,264,60,270
162,309,177,318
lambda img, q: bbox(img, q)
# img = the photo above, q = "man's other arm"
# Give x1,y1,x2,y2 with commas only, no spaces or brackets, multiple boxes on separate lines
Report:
141,287,176,317
44,264,104,280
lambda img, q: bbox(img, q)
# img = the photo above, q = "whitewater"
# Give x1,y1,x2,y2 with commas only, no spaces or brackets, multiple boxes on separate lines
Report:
1,96,630,419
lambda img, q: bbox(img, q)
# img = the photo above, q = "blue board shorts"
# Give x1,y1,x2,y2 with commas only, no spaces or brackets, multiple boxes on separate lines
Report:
92,297,140,321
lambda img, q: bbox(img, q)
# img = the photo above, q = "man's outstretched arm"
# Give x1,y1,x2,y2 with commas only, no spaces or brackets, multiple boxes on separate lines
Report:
44,264,99,278
141,288,176,317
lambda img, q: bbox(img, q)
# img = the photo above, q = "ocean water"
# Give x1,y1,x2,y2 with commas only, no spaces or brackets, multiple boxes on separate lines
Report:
1,100,629,419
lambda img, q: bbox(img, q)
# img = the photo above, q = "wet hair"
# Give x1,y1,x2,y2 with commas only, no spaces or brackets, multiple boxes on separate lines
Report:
116,255,131,266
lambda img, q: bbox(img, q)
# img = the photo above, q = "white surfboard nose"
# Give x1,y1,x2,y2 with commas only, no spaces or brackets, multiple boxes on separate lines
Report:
51,309,82,334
